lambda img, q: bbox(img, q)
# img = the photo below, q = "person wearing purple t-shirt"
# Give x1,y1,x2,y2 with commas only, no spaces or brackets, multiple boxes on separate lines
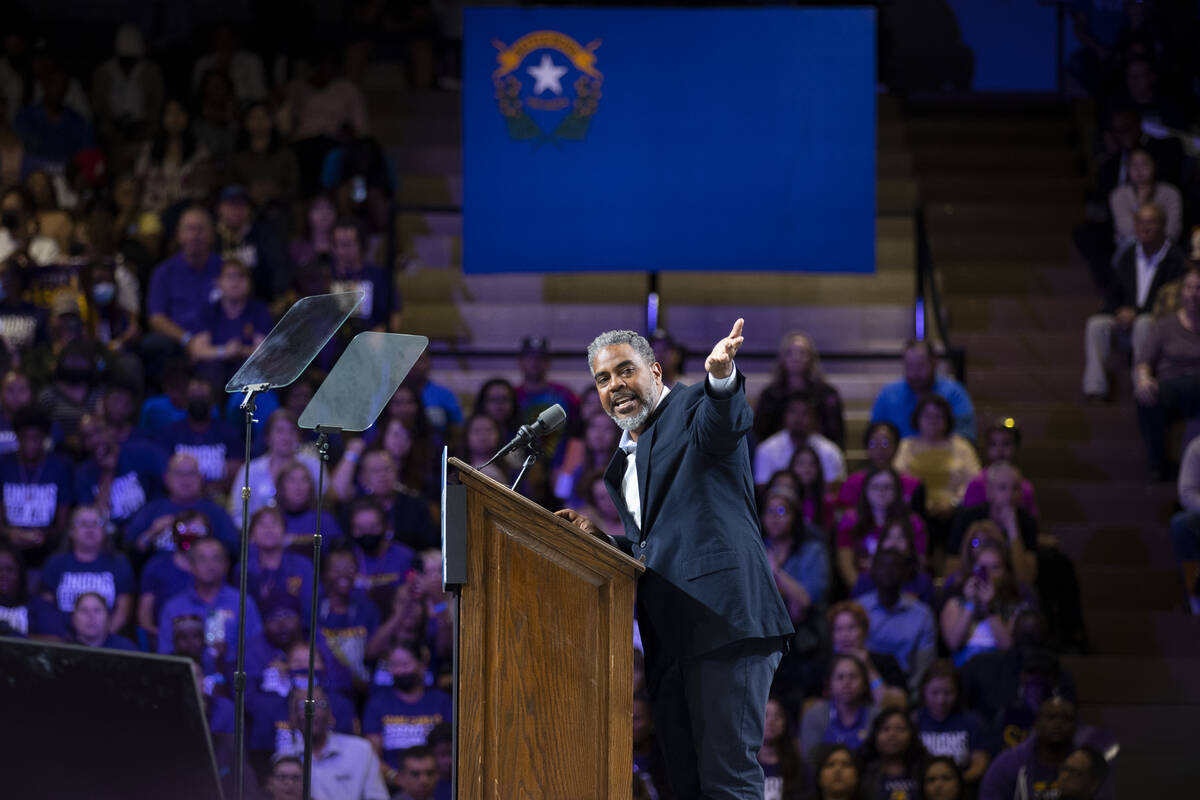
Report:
161,378,243,492
276,460,342,545
244,507,314,623
347,498,415,618
146,206,222,352
124,453,239,555
0,540,65,638
137,510,211,644
363,641,453,780
66,591,139,651
188,258,273,386
76,414,167,528
319,545,381,685
799,654,881,770
980,698,1102,800
39,506,135,631
916,660,991,792
158,538,263,665
330,218,390,332
0,407,74,568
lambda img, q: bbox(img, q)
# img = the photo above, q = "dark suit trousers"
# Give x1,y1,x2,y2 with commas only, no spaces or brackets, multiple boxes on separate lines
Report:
649,637,784,800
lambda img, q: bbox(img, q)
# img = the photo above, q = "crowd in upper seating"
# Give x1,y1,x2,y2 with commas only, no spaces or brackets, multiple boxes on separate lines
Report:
1068,1,1200,624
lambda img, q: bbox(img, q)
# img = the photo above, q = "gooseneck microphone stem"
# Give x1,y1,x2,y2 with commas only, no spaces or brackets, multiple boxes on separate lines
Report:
510,445,542,492
302,427,335,800
479,403,566,471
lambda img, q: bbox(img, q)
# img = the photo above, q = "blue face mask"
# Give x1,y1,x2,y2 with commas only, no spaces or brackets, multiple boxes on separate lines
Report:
92,282,116,306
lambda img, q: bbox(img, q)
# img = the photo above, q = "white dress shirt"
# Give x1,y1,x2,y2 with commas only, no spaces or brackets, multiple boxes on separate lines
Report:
1135,239,1170,309
616,368,739,535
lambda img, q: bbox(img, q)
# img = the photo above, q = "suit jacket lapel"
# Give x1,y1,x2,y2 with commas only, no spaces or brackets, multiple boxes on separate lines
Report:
604,449,636,539
636,385,682,537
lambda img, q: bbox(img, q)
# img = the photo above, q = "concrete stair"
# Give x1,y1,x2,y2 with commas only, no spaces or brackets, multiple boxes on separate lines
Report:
910,102,1198,795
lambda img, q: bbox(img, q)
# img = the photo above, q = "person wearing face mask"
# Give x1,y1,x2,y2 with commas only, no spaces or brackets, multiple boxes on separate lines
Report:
345,497,415,617
161,377,243,495
362,640,453,790
35,335,101,455
82,259,139,355
243,599,351,702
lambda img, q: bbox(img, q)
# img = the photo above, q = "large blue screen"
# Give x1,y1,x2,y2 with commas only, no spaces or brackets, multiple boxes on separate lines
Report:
462,6,876,274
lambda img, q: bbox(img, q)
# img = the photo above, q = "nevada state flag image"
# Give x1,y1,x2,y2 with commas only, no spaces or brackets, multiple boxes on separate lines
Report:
492,30,603,145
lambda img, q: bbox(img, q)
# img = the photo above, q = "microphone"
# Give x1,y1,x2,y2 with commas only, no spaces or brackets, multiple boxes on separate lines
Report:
478,404,566,469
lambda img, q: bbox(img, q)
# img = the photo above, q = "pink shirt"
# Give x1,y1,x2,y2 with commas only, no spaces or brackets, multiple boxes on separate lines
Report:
835,470,922,511
961,471,1039,518
835,511,929,560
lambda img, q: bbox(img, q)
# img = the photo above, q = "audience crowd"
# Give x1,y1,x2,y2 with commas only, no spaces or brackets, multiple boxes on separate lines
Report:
11,3,1199,799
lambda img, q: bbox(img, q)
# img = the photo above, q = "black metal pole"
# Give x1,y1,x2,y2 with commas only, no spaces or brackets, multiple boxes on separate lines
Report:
302,428,333,800
232,386,264,800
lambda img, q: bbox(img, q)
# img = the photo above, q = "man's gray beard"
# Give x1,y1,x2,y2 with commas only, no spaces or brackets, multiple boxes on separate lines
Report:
607,385,660,432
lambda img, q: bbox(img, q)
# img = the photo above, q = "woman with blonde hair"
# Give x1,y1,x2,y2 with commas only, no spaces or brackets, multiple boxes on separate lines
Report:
754,331,845,447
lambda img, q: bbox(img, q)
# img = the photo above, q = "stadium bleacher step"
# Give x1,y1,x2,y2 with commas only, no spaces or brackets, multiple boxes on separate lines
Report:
1083,612,1200,658
1075,565,1182,612
1061,656,1200,704
920,174,1083,203
953,330,1083,369
1011,442,1153,483
1049,522,1175,570
912,144,1079,173
925,201,1082,233
966,364,1094,403
930,232,1077,261
905,116,1073,144
1095,755,1199,800
1034,481,1176,527
938,295,1100,332
971,400,1133,442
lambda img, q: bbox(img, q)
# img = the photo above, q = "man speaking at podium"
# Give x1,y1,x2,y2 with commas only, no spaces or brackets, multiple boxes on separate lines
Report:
557,320,793,799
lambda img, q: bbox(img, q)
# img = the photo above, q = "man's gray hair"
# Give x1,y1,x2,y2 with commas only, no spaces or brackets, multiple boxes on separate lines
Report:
587,330,656,374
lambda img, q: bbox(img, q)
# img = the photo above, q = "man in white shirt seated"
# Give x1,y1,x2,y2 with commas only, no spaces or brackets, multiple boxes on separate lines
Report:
276,687,389,800
753,391,846,485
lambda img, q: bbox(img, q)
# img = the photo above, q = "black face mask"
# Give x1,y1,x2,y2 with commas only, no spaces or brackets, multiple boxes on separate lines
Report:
187,399,211,423
355,532,384,553
392,672,421,693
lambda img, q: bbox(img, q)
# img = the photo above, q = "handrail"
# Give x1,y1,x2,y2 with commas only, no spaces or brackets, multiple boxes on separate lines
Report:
914,204,967,383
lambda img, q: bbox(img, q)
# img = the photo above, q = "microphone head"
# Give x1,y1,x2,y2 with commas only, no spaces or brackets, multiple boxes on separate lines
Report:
534,403,567,434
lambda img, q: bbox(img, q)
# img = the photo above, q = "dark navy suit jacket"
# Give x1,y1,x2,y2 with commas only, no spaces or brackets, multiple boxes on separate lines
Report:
603,374,793,687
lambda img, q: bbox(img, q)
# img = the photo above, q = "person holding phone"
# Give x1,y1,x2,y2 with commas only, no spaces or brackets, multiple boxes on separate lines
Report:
940,539,1035,667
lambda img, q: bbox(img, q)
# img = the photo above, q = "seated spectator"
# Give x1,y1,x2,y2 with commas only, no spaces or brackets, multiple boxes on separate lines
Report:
367,383,441,497
134,99,212,217
348,496,418,619
317,545,381,686
963,418,1039,517
66,591,137,651
191,25,268,106
321,124,394,235
425,722,454,800
330,217,389,332
1083,202,1186,400
474,376,520,439
632,690,672,800
553,411,617,504
275,459,343,545
0,371,39,455
23,170,73,250
826,600,908,708
363,640,453,785
229,410,318,527
0,184,61,264
186,258,273,390
1115,55,1185,129
287,51,369,189
232,102,300,211
391,745,439,800
404,350,463,446
39,505,134,630
0,407,73,568
137,357,189,435
922,757,966,800
836,421,925,513
161,378,243,493
892,394,981,531
1169,435,1200,614
362,416,438,503
514,336,579,465
136,510,209,643
789,445,837,531
761,487,831,627
754,331,846,447
36,338,101,452
812,745,861,800
145,205,222,357
124,453,239,555
834,467,929,590
214,185,289,301
244,599,347,700
98,381,146,448
947,463,1039,585
244,507,314,623
914,660,990,791
193,69,238,173
799,655,880,767
337,448,434,551
858,709,927,800
0,538,65,638
264,755,304,800
758,696,808,800
13,64,95,174
980,698,1107,800
1093,108,1183,204
157,537,263,664
82,259,140,356
574,468,623,535
961,608,1075,722
458,413,509,485
754,393,846,486
1057,746,1111,800
857,548,938,691
648,327,686,387
275,686,389,800
941,539,1036,667
849,517,936,607
89,24,164,159
1110,148,1182,257
289,192,336,267
871,339,976,442
1135,266,1200,479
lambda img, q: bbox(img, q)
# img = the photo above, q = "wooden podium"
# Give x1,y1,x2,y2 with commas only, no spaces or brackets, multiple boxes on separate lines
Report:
444,458,645,799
